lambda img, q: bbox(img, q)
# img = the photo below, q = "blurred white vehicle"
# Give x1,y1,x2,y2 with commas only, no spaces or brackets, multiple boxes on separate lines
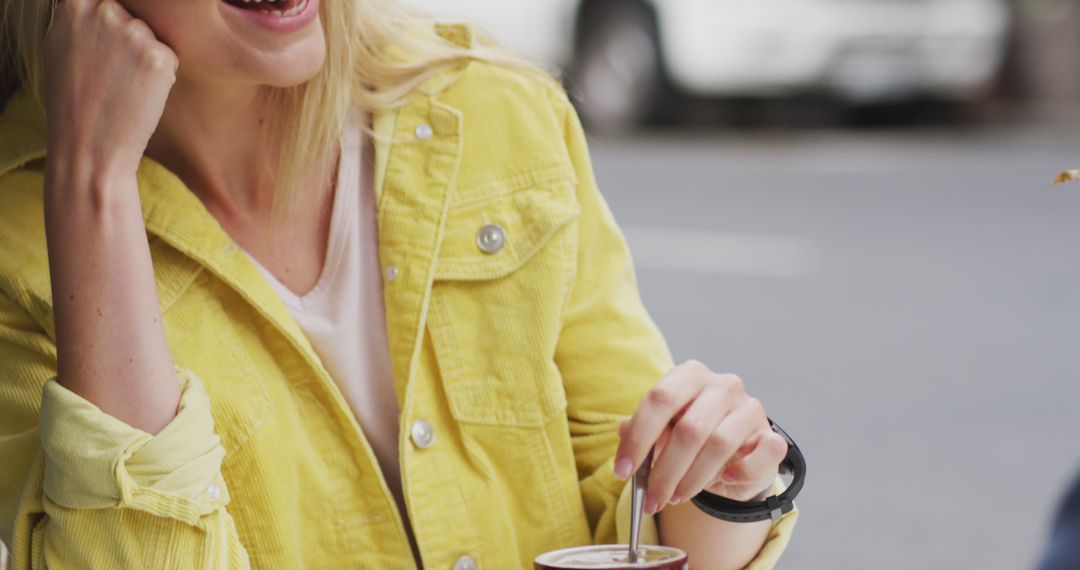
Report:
405,0,1011,131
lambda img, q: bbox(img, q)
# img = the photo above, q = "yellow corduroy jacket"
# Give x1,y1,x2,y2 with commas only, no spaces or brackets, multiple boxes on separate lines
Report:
0,24,796,570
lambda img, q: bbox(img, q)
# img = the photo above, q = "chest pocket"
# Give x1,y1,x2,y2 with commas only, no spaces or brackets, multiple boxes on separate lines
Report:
427,176,580,427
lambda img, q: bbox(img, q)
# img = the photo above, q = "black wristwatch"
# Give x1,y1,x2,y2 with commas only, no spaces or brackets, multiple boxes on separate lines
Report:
689,419,805,523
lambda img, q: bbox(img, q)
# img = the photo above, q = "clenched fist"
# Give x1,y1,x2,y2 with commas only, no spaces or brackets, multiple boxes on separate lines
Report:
43,0,178,181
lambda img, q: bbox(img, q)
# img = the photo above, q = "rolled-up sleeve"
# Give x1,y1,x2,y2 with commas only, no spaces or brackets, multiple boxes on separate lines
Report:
1,284,249,568
38,367,229,525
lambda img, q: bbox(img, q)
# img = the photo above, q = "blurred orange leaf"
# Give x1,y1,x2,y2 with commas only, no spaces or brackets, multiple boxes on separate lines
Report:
1053,170,1080,185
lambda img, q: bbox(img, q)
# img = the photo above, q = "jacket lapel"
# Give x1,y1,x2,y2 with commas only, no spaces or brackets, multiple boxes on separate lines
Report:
133,157,333,382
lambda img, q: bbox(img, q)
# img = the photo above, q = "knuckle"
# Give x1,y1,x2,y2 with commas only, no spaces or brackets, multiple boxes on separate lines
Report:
143,47,173,71
125,19,152,42
680,359,708,374
97,0,125,24
706,428,732,452
646,385,677,409
674,417,708,443
148,54,168,72
745,396,765,417
717,373,745,396
766,433,789,457
141,46,166,71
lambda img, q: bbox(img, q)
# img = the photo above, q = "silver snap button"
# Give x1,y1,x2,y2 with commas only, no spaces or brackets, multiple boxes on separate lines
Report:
411,419,435,449
415,123,434,141
452,555,478,570
385,265,399,281
207,484,221,500
476,224,506,254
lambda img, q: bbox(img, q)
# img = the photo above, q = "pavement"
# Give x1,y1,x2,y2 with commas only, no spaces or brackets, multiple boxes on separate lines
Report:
589,120,1080,570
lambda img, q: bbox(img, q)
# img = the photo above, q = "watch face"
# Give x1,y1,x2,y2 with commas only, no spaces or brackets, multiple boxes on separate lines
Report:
534,545,688,570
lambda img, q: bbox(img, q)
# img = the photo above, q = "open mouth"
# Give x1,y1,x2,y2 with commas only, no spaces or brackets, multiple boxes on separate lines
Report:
221,0,310,17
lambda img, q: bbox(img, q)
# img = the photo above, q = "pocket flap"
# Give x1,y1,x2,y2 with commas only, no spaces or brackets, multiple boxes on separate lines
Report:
434,178,581,282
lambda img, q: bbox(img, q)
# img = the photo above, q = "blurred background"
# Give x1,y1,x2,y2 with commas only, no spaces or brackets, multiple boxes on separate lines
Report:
399,0,1079,569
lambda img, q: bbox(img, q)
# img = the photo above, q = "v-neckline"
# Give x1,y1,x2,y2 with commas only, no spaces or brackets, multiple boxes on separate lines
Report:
245,115,364,308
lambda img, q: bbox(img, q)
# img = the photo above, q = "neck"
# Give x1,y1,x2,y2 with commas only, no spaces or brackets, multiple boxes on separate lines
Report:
146,75,280,219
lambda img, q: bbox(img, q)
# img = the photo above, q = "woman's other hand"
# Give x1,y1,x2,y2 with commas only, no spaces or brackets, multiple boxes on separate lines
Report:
43,0,178,180
614,360,788,514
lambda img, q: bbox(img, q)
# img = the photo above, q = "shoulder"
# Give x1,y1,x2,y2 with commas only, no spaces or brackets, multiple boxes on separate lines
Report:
430,56,583,196
439,57,574,133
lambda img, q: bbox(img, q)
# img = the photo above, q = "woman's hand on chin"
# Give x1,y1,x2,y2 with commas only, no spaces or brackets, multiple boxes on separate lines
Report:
615,360,788,513
43,0,178,182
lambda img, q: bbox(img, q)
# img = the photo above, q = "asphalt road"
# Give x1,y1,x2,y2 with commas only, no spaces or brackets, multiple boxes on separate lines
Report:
589,121,1080,570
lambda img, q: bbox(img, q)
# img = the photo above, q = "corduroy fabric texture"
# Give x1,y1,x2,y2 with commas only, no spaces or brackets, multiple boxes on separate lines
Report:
0,23,796,569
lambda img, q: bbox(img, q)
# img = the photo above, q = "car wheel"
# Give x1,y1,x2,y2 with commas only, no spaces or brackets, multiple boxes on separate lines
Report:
571,1,664,133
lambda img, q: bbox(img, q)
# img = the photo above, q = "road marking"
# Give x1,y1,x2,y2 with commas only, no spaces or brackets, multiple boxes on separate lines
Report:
621,226,819,278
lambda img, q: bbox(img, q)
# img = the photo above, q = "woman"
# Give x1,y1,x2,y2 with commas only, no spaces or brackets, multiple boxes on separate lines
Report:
0,0,797,568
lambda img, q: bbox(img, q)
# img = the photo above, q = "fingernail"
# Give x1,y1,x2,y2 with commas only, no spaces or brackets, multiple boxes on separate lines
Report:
670,493,683,505
722,473,739,485
644,497,658,514
614,457,634,480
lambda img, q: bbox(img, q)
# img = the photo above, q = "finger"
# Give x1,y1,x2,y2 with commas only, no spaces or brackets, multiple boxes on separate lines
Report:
669,397,766,506
97,0,133,26
722,428,762,467
653,423,672,458
60,0,95,15
111,8,179,75
651,394,762,511
718,430,788,491
614,360,711,479
642,384,732,511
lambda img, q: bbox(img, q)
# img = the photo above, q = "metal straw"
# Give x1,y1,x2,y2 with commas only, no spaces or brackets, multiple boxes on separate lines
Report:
628,448,654,563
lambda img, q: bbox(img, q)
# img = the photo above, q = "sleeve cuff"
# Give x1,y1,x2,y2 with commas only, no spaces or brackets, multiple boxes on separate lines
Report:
38,367,229,525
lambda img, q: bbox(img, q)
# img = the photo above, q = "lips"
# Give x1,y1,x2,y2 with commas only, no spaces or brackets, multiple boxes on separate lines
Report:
222,0,306,16
219,0,318,33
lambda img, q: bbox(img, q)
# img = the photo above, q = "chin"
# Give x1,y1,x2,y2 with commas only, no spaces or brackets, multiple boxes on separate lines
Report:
253,43,327,88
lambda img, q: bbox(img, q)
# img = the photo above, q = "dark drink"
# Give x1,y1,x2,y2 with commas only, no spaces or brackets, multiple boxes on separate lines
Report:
534,545,688,570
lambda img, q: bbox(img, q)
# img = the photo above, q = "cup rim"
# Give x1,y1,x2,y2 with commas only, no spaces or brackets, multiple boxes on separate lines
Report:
534,544,688,569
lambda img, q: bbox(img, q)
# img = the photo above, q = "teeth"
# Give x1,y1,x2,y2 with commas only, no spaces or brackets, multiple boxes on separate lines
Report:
282,0,306,16
234,0,307,16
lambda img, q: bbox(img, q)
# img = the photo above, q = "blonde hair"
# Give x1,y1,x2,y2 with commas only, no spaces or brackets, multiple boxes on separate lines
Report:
1,0,550,220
